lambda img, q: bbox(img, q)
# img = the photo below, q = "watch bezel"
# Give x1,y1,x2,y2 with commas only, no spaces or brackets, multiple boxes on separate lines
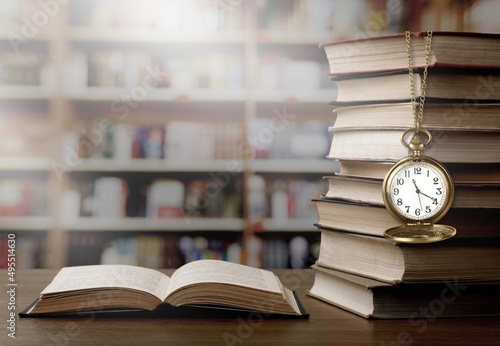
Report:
382,155,455,224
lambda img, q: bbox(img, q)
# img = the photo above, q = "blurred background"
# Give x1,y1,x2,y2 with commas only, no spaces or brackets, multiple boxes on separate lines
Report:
0,0,499,269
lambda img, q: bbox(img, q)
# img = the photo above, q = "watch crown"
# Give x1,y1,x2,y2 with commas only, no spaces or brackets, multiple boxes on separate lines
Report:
409,134,424,158
409,134,425,152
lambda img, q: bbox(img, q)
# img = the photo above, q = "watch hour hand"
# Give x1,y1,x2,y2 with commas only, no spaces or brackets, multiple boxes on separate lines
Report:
412,179,420,193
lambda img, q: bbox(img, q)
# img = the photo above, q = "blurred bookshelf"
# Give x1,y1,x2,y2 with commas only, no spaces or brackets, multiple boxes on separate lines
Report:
0,0,498,269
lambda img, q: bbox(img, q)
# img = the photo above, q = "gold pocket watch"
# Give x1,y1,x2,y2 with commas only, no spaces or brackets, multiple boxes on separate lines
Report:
382,129,456,243
382,31,456,243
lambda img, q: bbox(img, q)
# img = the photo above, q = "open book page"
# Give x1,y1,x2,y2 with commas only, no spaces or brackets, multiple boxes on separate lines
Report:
41,265,170,301
167,260,282,296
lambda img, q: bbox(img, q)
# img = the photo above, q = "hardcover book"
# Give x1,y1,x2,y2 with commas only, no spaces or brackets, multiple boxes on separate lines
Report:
316,228,500,284
328,128,500,163
307,265,500,319
322,174,500,208
330,69,500,104
335,160,500,182
331,102,500,131
313,198,500,239
320,31,500,75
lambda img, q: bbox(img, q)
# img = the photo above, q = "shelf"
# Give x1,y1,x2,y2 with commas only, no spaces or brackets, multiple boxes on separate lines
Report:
0,157,52,172
68,217,245,232
68,87,247,103
249,159,337,173
73,159,245,173
0,30,50,42
0,216,53,231
74,158,337,174
251,89,333,104
68,27,248,44
0,85,52,100
262,218,319,232
256,31,335,45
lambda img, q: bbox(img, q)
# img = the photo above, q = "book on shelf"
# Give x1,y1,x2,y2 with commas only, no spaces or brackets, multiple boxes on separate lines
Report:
69,0,244,32
256,0,336,38
76,121,244,161
0,50,48,86
178,236,242,265
307,264,500,319
132,125,166,159
20,259,308,318
0,178,48,216
246,175,324,229
74,49,244,90
328,128,500,163
146,179,185,218
313,198,500,239
67,234,104,266
73,176,133,218
322,174,500,208
93,177,128,218
331,102,500,130
0,117,52,158
248,119,330,160
320,31,500,76
67,233,243,268
71,174,242,220
330,69,500,104
100,235,182,269
164,121,243,161
315,227,500,284
267,178,325,220
255,52,323,94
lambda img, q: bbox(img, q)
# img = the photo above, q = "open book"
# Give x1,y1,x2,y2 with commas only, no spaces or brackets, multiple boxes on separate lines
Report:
20,260,308,318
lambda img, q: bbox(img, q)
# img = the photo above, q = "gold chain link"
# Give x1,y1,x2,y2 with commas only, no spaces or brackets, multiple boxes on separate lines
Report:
405,31,433,131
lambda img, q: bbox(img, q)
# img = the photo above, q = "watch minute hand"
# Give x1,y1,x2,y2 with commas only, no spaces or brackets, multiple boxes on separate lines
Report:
420,191,437,202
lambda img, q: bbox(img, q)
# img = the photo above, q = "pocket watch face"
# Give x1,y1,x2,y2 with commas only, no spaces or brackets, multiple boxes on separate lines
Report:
384,157,454,223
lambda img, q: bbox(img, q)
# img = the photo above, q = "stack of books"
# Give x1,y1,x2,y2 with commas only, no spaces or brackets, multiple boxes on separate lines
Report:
308,32,500,319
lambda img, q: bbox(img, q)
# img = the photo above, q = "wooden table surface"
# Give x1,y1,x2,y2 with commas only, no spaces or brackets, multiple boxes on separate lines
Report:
2,268,499,345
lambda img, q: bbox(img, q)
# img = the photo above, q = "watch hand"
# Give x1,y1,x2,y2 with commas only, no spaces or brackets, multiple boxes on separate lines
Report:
412,179,420,194
417,191,423,210
420,191,437,203
412,179,423,210
412,179,437,203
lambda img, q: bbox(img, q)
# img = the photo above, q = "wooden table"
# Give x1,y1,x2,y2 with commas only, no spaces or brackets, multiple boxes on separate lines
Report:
3,269,499,345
